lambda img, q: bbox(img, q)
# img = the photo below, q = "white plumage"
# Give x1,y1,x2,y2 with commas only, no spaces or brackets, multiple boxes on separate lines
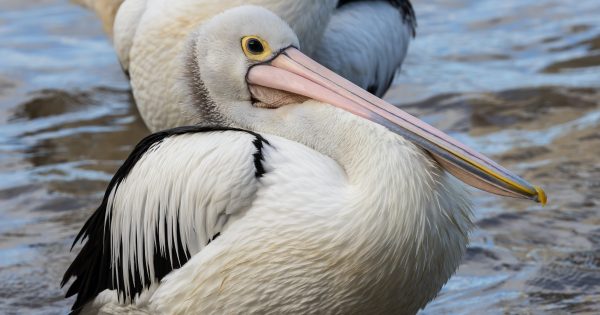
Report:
74,121,472,314
108,132,260,294
147,125,471,314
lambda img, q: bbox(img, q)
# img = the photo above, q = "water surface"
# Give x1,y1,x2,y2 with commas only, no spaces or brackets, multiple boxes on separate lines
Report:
0,0,598,314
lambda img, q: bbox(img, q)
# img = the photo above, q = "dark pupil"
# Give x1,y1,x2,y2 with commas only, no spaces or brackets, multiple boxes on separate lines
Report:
247,39,264,54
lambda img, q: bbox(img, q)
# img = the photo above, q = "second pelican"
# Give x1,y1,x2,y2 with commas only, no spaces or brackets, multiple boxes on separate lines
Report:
76,0,416,131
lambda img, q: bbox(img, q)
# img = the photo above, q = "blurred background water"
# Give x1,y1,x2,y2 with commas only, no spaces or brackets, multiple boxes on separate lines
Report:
0,0,598,314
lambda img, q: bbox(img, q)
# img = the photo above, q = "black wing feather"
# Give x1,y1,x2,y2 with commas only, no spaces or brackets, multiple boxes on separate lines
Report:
61,126,269,314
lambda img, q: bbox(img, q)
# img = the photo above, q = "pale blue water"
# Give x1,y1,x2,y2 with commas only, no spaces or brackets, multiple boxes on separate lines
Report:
0,1,599,314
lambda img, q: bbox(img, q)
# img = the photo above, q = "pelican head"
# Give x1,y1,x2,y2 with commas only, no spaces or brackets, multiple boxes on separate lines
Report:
182,5,546,205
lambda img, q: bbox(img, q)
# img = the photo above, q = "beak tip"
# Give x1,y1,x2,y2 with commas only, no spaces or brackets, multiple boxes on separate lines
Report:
534,185,547,206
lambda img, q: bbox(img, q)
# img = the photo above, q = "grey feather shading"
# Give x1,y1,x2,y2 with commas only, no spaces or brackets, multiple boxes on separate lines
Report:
337,0,417,37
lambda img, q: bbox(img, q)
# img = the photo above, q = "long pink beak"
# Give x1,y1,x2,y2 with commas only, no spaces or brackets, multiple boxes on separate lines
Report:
247,47,547,205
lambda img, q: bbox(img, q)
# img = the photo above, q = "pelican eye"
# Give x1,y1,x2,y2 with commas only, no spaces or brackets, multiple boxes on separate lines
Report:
242,36,272,61
247,39,263,54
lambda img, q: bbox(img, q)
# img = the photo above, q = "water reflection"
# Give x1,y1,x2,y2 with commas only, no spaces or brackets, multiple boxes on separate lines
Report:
1,88,147,192
0,85,146,312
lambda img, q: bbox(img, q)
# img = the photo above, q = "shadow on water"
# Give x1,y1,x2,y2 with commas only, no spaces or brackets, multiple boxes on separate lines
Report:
0,0,598,314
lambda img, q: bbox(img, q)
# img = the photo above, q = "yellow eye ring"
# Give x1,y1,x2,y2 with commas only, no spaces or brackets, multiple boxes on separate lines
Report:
241,36,272,61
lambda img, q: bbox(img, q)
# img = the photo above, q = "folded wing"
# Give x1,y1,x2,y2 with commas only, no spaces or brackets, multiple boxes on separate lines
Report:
61,126,269,314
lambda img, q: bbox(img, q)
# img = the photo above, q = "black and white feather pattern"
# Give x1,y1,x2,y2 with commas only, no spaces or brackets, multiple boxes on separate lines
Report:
61,126,269,314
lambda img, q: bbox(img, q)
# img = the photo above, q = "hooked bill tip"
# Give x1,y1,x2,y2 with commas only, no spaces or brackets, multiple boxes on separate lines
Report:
534,186,547,206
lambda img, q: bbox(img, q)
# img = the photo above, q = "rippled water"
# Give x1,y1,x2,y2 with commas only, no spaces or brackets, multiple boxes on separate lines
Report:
0,0,598,314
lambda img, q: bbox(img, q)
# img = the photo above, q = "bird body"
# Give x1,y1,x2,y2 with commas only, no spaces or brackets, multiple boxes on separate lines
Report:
69,117,471,314
148,120,469,315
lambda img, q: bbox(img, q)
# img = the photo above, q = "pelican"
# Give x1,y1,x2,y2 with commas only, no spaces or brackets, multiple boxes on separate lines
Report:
62,6,546,315
75,0,416,131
